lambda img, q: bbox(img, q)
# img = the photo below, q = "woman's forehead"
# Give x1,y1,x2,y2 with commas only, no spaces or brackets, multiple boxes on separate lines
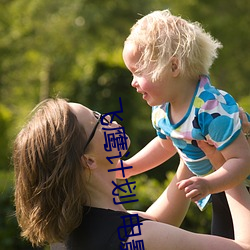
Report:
68,102,91,113
68,103,91,121
68,103,95,132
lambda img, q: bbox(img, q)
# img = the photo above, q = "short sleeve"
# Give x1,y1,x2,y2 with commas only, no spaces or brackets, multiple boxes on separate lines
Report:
156,130,168,139
197,90,241,150
152,105,170,140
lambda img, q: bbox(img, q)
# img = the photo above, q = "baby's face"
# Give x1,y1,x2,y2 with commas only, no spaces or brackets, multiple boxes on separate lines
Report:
123,42,174,106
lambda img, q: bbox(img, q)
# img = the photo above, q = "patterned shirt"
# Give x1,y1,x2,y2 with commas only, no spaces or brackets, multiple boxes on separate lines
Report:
152,75,241,176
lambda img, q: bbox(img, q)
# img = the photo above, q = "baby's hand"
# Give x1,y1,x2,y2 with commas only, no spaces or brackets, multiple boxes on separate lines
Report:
177,176,211,202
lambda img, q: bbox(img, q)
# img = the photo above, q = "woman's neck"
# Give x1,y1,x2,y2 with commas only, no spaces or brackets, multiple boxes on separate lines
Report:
84,163,126,212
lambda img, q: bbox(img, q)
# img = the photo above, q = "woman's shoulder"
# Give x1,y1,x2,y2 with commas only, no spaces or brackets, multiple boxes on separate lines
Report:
65,207,148,250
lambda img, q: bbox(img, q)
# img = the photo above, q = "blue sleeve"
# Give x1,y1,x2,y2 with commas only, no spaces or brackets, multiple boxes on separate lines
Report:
151,105,169,140
197,90,241,151
156,130,168,139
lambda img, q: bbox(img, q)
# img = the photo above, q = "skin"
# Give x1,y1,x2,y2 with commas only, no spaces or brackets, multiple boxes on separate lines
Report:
239,107,250,136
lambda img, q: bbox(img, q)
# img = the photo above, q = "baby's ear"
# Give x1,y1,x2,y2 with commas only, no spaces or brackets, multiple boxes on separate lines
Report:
171,57,180,76
82,155,97,169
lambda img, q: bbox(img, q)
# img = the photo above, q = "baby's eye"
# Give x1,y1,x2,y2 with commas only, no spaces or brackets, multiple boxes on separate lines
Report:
134,70,142,77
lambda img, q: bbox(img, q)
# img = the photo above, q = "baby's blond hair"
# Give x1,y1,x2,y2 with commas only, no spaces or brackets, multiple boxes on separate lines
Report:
125,10,222,81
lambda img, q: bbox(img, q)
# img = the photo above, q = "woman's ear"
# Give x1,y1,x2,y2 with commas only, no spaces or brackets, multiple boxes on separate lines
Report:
170,57,180,77
82,155,97,169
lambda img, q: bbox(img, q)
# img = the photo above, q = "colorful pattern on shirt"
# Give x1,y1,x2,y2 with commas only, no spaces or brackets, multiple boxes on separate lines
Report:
152,75,241,176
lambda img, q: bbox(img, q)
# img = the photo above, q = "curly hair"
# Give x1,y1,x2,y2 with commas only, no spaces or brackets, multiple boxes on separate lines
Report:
125,9,222,81
13,98,88,246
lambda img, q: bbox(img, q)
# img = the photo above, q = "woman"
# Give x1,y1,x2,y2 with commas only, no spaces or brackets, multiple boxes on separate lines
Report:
13,98,250,249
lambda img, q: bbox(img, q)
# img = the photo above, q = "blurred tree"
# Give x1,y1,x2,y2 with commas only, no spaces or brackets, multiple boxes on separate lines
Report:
1,0,248,149
185,0,250,100
0,105,12,169
239,95,250,111
0,0,249,248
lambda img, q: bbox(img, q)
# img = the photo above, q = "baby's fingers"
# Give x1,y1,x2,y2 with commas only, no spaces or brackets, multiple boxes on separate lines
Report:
185,189,201,201
176,179,194,190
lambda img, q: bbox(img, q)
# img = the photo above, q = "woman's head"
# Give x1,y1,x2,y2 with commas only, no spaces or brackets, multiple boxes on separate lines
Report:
124,9,222,81
13,98,90,246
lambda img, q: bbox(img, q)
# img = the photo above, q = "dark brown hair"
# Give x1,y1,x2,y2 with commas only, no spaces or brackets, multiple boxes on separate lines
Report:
13,98,88,246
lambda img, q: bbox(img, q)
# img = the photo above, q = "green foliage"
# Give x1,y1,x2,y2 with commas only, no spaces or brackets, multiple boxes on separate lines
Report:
185,0,250,100
0,0,249,248
0,105,13,170
239,95,250,113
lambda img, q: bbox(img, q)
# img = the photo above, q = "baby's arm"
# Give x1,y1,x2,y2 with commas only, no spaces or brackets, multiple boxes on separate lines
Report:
145,159,193,226
116,136,177,178
178,132,250,201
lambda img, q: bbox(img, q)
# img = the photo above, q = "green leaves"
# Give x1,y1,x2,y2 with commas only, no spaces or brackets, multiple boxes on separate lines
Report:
0,1,249,248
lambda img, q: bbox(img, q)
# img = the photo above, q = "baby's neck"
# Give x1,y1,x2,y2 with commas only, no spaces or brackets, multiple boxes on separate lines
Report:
169,77,198,124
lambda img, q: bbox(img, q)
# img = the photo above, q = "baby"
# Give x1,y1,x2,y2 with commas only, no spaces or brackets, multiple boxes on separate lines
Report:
120,9,250,212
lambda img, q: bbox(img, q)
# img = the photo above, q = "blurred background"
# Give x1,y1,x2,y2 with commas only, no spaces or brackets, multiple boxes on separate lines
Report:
0,0,249,249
